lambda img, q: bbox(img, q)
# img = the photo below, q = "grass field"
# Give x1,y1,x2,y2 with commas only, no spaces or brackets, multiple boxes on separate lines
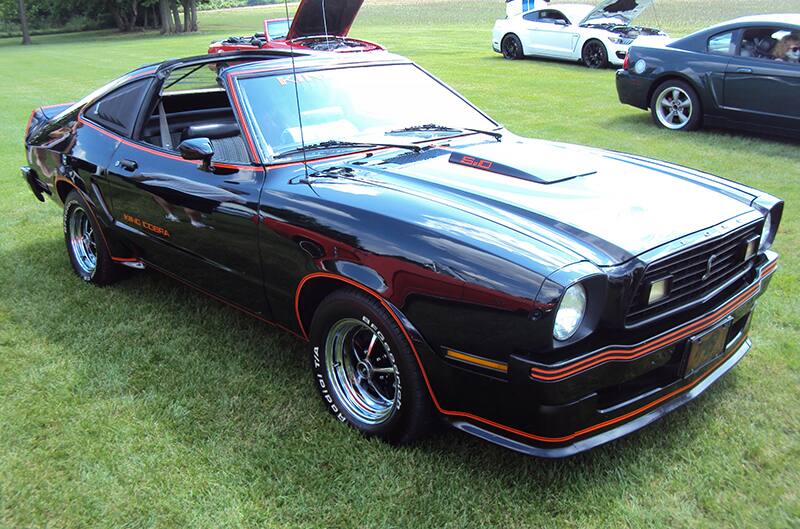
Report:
1,1,799,527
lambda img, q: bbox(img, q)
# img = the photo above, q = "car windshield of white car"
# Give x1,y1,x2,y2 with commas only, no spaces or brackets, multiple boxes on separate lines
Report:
236,64,497,161
267,19,290,40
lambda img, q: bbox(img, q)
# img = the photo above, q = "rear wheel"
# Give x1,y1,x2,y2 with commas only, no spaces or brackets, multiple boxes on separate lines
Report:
582,39,608,69
309,288,435,445
650,80,702,131
501,34,524,60
63,190,123,285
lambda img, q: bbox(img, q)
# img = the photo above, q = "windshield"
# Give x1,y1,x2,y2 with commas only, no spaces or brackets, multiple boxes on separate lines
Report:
267,19,291,40
236,63,498,161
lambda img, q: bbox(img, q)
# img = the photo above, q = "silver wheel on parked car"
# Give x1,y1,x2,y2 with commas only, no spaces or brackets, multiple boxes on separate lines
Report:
650,80,702,131
655,87,693,129
68,205,97,275
63,190,125,285
325,317,399,425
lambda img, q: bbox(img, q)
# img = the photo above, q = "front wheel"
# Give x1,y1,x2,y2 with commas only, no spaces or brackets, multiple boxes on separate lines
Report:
309,288,435,445
650,80,702,131
501,34,524,60
581,39,608,69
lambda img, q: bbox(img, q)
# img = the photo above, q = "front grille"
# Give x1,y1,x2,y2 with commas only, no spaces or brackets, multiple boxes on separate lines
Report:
626,221,761,325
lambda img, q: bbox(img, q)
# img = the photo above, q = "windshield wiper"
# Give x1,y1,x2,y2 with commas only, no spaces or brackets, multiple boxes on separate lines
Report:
274,140,421,160
387,123,503,141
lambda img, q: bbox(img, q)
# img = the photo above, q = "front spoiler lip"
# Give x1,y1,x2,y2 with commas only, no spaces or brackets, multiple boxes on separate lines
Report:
452,337,751,458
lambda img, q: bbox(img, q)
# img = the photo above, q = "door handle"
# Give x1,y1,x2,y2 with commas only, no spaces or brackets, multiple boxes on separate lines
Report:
117,159,138,172
736,67,753,74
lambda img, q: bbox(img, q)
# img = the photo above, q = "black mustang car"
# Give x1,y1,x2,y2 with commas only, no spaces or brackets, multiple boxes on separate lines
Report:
617,14,800,136
22,49,782,457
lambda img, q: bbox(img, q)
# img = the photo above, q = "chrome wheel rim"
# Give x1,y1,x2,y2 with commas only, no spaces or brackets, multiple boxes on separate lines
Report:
325,318,399,425
68,206,97,275
655,86,693,129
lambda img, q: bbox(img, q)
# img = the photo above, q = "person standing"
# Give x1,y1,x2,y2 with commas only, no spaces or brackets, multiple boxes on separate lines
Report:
506,0,550,17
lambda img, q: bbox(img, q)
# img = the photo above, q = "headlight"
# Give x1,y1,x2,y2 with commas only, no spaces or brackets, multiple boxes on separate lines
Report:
607,36,625,44
760,214,772,251
553,283,587,341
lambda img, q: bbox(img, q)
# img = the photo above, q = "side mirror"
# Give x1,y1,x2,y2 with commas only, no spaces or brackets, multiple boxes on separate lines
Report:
555,19,568,26
178,138,214,171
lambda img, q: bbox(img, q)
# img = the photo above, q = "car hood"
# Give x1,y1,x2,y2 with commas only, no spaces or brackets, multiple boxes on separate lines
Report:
579,0,654,25
325,137,753,267
286,0,364,40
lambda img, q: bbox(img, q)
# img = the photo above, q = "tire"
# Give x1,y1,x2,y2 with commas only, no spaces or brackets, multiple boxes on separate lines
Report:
501,34,524,60
63,190,123,285
650,80,702,131
581,39,608,69
309,288,436,445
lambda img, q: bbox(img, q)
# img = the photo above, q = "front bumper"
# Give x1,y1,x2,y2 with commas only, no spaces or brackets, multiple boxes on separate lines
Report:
443,252,778,457
606,42,629,66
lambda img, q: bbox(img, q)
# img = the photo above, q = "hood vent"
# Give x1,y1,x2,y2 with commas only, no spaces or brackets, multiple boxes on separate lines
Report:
448,141,597,184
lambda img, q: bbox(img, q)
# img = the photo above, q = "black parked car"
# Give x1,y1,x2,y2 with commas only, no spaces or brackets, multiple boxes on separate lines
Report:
23,49,782,458
617,14,800,136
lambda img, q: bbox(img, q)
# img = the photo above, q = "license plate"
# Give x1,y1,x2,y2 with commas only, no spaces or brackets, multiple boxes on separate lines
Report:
685,318,732,376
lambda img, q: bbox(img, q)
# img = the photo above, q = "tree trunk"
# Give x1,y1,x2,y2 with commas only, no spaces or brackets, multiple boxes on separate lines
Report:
169,0,182,33
189,0,197,32
143,6,148,28
129,0,138,31
159,0,171,34
181,0,189,33
18,0,31,45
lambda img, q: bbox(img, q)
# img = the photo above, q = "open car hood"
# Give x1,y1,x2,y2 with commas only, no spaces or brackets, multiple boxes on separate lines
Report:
579,0,654,25
286,0,365,40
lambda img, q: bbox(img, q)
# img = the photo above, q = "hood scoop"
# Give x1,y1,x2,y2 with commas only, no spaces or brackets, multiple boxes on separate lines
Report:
448,141,597,184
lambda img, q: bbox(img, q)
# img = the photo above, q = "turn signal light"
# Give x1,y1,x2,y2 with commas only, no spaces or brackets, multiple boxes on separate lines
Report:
623,53,630,70
648,277,671,305
744,236,759,261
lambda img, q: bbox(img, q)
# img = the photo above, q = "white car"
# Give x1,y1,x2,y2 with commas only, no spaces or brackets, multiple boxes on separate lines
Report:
492,0,668,68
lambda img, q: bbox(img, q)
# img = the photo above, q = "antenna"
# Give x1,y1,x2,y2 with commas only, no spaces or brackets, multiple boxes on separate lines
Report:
284,0,308,173
321,0,331,50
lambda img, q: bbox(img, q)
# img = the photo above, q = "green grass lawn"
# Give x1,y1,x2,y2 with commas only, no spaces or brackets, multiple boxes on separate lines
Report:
1,1,799,527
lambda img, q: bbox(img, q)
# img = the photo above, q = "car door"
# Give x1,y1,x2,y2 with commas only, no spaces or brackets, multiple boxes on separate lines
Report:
723,27,800,131
525,10,579,57
101,60,269,316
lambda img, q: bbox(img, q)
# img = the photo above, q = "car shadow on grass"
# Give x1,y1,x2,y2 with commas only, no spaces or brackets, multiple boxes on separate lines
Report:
605,113,800,151
3,236,744,497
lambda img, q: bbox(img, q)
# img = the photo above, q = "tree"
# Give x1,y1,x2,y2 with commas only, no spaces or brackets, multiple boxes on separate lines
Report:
159,0,171,33
169,0,181,33
18,0,30,44
180,0,196,33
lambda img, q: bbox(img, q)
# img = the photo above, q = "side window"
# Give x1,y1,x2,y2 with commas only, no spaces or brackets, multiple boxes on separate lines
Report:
708,31,735,55
739,27,800,62
523,11,538,22
139,63,251,164
84,78,152,137
538,10,568,24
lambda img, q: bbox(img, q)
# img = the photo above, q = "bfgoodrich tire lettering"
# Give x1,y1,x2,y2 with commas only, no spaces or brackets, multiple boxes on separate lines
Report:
309,288,435,444
63,190,123,286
